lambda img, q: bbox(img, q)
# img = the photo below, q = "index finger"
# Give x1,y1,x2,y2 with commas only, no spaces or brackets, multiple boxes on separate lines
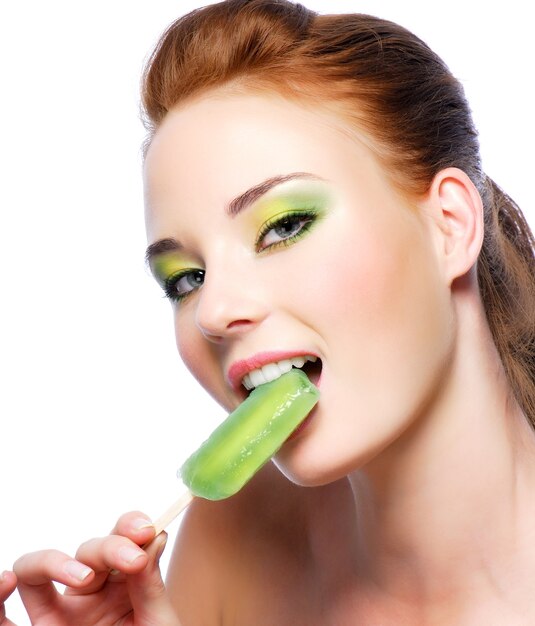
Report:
13,550,94,621
14,550,94,588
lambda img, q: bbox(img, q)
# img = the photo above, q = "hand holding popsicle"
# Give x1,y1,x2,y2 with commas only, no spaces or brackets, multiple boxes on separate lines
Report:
13,513,181,626
11,369,317,625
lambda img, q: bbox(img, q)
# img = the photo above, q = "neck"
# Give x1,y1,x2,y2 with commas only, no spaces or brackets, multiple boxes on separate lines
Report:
346,289,535,612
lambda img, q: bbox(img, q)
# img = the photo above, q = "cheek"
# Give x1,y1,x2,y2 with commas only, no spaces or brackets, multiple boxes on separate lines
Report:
174,313,236,411
304,221,401,329
174,314,207,384
311,216,451,380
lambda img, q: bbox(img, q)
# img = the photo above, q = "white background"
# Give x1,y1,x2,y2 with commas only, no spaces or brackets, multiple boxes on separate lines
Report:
1,1,533,623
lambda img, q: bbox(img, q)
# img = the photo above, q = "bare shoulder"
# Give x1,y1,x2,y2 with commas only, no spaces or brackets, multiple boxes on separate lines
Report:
165,463,311,625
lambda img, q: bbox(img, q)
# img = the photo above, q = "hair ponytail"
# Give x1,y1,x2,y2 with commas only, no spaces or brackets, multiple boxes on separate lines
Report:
478,178,535,423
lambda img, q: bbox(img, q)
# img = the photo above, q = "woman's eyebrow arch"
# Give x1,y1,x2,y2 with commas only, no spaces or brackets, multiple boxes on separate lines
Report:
145,237,182,265
227,171,323,216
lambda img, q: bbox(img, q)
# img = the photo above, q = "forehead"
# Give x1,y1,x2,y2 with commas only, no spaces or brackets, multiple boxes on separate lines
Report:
143,91,387,240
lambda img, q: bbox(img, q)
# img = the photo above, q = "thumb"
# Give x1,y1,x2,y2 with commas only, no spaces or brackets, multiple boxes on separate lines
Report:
126,533,179,624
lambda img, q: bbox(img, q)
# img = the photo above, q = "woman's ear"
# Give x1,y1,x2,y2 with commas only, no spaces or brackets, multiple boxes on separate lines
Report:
426,167,484,286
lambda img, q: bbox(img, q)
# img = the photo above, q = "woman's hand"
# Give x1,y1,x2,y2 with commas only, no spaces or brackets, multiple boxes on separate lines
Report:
1,570,18,626
13,512,181,626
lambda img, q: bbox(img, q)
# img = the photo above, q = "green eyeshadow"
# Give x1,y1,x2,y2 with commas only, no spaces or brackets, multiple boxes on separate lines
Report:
254,182,331,223
151,252,199,287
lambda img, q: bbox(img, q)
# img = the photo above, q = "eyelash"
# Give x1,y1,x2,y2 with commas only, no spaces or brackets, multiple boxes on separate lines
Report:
161,208,320,303
255,208,319,253
164,268,205,304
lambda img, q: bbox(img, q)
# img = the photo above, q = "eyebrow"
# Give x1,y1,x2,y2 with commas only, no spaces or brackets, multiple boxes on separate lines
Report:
227,171,320,216
145,171,321,265
145,236,183,265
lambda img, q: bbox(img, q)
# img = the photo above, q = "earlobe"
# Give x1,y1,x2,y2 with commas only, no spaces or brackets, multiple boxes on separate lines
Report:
428,167,484,285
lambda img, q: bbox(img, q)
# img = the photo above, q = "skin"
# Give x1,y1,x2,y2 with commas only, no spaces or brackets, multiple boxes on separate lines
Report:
11,91,535,625
11,518,178,625
1,571,17,626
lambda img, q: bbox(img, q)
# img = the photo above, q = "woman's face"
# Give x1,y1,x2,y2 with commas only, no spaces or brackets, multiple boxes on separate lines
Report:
144,92,454,486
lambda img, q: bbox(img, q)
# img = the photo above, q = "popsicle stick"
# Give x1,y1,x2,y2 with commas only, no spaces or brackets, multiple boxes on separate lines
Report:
152,490,195,536
108,491,195,575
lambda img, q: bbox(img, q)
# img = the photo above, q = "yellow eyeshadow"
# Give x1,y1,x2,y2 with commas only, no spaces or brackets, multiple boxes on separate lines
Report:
152,252,198,286
251,185,332,230
254,198,294,226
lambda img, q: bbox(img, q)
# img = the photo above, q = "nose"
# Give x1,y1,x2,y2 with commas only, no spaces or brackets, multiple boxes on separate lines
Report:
194,263,268,342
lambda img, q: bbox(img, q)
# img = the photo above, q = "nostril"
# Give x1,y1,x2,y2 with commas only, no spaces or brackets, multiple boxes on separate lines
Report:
227,319,255,330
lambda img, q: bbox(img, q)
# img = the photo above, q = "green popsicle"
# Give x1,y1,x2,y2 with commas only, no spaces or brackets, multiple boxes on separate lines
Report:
180,368,319,500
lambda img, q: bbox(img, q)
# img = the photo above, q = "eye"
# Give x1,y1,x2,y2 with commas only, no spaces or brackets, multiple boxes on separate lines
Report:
165,269,205,302
256,210,318,252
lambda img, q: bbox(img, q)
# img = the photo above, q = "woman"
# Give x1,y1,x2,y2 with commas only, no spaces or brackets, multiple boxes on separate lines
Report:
8,0,535,623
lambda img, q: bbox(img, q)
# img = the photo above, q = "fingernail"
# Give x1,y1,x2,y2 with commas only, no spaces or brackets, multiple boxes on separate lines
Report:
64,560,92,582
0,570,7,582
132,517,154,531
119,546,145,564
156,533,168,561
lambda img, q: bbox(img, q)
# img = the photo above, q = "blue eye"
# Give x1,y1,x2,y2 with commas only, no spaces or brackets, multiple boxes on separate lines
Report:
256,209,318,252
165,269,205,302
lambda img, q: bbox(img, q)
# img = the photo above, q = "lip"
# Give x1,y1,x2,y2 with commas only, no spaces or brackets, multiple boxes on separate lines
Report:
227,350,320,393
286,405,317,442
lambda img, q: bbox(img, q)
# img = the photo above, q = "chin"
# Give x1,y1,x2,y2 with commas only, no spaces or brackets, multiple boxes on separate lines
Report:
272,425,405,488
272,451,360,489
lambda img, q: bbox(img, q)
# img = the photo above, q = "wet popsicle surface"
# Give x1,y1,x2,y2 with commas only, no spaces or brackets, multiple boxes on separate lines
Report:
180,368,319,500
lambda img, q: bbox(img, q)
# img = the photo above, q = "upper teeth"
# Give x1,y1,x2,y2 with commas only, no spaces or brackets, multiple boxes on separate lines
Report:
241,356,317,391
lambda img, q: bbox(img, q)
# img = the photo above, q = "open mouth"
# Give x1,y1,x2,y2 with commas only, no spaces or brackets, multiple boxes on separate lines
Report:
241,355,322,396
300,356,322,387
